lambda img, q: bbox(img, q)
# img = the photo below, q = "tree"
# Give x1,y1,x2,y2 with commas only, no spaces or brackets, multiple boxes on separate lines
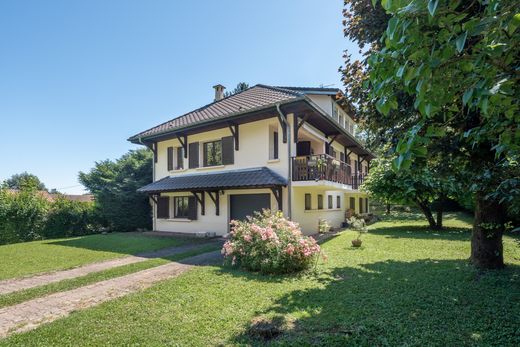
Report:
362,155,457,229
79,149,153,232
224,82,249,97
3,172,47,191
368,0,520,269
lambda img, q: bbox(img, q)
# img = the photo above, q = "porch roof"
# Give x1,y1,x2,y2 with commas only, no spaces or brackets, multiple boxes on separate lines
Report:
137,167,288,194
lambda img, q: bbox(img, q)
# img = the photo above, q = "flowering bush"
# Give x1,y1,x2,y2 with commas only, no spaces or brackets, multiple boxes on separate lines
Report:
222,210,322,274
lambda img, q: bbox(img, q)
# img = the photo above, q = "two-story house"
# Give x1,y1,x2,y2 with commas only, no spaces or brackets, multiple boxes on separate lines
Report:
129,84,374,235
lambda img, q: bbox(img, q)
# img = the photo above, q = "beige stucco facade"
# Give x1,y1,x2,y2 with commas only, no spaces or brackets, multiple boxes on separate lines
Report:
149,96,370,236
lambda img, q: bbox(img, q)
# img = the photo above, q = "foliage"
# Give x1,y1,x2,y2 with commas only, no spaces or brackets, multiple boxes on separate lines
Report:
362,155,458,228
3,213,519,346
222,210,322,274
0,187,104,245
223,82,249,97
43,196,101,238
2,172,47,191
367,0,519,268
0,188,49,244
79,149,153,232
347,216,368,240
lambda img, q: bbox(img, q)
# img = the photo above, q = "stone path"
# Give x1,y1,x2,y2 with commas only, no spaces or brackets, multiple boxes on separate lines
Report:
0,250,221,338
0,240,221,295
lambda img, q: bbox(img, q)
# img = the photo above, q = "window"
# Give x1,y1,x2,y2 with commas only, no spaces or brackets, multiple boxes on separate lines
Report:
339,114,344,128
176,147,184,170
157,197,170,219
318,194,323,210
203,140,222,167
174,196,190,218
349,197,355,210
269,127,279,160
304,193,311,210
359,197,364,214
327,195,333,209
337,196,341,209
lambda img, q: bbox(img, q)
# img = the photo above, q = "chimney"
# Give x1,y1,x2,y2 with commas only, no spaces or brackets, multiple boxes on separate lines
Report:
213,84,226,101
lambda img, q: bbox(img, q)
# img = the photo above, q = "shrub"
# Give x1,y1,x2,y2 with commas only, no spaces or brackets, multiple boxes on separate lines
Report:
43,196,102,238
0,188,49,244
222,210,322,274
347,216,368,241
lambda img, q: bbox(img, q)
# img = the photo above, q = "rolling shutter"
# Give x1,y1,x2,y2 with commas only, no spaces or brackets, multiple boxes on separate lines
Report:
167,147,174,171
189,142,199,169
221,136,234,165
157,197,170,219
187,196,198,220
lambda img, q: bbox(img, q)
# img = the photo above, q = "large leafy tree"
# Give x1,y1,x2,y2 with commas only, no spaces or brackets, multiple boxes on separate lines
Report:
368,0,519,268
3,172,47,191
79,149,153,232
362,154,458,228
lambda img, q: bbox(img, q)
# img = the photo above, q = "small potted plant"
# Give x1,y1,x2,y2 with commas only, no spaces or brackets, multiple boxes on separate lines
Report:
347,216,367,247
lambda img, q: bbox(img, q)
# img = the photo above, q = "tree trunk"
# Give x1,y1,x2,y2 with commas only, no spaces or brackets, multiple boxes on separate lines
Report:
386,202,391,214
415,198,438,229
436,195,444,229
436,209,443,229
471,192,505,269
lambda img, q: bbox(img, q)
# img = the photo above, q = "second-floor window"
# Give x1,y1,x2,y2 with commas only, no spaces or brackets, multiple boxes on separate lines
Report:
269,127,279,160
203,140,222,167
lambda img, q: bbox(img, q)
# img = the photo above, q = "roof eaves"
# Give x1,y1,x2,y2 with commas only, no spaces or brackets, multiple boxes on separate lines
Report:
128,95,305,143
302,96,376,159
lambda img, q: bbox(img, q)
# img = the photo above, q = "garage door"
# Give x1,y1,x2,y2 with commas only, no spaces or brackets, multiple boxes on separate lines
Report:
230,194,271,222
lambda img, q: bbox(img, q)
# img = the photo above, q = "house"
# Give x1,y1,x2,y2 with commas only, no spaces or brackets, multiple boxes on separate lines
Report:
129,84,374,235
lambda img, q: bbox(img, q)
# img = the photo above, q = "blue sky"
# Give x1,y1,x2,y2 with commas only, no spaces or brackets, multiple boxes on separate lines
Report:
0,0,360,194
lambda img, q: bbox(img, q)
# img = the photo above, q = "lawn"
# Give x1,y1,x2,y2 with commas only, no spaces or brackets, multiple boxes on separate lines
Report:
0,233,189,280
2,213,519,346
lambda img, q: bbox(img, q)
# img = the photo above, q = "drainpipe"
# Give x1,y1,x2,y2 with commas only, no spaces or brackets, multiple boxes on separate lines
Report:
276,104,292,219
139,137,156,231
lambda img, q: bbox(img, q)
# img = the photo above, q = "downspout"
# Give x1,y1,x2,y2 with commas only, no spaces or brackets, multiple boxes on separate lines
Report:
139,137,156,231
276,104,292,219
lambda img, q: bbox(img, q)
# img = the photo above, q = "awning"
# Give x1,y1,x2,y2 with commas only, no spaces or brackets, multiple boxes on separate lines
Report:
137,167,288,194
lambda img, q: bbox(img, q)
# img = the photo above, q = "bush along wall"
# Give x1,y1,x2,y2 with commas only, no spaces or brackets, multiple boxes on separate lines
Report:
0,189,103,245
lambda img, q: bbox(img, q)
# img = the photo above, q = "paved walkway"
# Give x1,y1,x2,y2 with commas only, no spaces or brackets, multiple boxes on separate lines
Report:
0,250,221,338
0,240,222,295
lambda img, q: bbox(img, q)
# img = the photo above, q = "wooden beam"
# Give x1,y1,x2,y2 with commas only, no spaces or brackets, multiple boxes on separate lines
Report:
149,194,158,204
270,187,283,211
177,134,188,158
207,191,220,216
191,191,205,215
327,134,339,146
228,123,239,150
293,114,310,143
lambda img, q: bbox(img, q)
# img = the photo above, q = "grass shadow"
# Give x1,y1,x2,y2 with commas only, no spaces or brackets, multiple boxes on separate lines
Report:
230,259,520,346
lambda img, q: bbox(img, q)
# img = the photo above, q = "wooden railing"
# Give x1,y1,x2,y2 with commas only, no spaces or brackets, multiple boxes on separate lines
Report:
291,154,366,189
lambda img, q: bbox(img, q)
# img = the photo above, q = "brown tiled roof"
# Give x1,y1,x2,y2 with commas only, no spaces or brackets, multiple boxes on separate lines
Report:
129,85,304,141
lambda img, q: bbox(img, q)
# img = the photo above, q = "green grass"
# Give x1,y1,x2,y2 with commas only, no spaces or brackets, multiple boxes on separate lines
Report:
2,213,519,346
0,243,220,309
0,233,190,280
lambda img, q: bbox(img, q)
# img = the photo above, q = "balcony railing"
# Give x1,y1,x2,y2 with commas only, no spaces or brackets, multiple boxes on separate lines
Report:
292,154,367,189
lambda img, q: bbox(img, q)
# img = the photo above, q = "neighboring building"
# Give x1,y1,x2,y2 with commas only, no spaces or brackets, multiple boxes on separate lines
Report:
129,84,374,235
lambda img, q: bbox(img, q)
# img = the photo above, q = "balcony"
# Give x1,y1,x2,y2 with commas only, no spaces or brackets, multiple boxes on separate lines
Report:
291,154,366,189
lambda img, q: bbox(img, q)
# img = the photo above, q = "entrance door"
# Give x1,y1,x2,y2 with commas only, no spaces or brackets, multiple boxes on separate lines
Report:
230,194,271,222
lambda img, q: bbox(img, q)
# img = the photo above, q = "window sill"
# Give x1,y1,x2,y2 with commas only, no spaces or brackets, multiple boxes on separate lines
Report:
304,209,343,213
267,159,280,163
170,168,187,173
196,165,225,171
163,218,192,222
